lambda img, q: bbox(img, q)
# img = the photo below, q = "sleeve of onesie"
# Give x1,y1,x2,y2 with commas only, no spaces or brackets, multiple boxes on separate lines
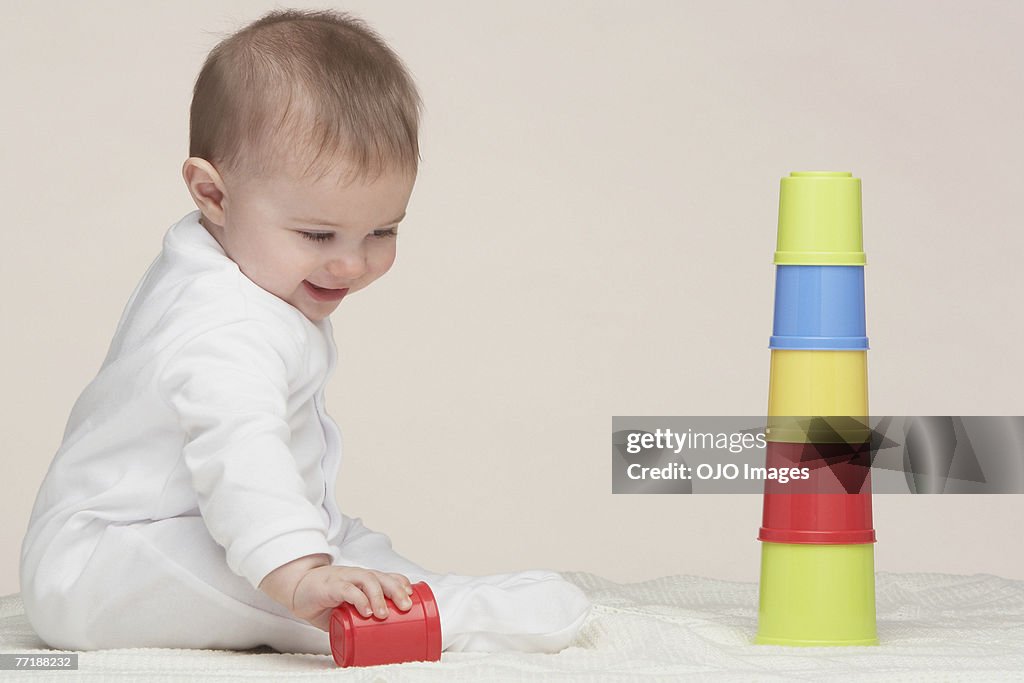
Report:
156,319,340,589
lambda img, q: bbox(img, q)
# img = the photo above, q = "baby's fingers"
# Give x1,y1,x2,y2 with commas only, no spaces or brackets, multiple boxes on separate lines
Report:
380,573,415,612
348,573,393,618
325,578,374,618
348,573,414,617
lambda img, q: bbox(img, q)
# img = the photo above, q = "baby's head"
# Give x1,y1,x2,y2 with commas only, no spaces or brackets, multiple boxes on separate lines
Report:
182,9,421,322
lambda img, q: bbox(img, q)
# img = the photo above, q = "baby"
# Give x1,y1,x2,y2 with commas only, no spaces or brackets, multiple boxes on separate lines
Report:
20,9,591,655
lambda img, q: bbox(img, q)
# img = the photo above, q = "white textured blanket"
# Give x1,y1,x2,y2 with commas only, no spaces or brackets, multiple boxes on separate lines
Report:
2,571,1023,681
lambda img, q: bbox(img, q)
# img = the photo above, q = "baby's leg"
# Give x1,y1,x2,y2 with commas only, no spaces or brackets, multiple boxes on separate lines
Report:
34,518,333,655
333,514,593,654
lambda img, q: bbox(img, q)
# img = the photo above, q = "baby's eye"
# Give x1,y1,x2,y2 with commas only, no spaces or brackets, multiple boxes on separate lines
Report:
370,227,398,239
299,231,333,242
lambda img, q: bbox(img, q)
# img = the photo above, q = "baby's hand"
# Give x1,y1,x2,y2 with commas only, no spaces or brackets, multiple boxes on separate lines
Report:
291,565,415,631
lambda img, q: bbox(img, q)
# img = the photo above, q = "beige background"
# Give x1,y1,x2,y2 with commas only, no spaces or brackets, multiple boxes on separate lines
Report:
2,1,1023,598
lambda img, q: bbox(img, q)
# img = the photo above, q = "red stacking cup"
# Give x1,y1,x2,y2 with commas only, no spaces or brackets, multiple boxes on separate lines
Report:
759,440,875,544
330,581,442,668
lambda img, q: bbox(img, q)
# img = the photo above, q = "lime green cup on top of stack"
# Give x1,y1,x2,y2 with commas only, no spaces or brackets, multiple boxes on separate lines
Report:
774,171,866,266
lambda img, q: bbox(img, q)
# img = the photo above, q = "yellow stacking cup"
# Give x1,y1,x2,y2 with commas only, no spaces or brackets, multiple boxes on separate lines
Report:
756,542,879,646
768,349,868,415
767,350,868,443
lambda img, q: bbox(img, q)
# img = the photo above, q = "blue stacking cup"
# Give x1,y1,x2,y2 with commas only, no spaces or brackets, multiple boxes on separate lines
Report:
770,266,868,350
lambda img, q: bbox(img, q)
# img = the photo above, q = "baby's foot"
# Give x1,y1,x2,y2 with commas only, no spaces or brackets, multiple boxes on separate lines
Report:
428,570,592,653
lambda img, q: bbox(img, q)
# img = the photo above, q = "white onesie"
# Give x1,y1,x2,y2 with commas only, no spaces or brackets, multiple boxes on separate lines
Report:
20,209,592,655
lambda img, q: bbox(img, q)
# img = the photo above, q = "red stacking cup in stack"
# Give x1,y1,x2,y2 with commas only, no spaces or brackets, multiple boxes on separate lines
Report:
759,439,875,545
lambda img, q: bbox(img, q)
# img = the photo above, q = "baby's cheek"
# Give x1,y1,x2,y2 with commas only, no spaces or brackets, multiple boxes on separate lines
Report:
372,245,398,277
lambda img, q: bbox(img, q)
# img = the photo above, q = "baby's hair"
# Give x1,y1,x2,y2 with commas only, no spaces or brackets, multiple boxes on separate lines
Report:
189,8,422,184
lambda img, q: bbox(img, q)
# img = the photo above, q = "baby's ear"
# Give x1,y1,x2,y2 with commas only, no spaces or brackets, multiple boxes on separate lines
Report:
182,157,227,223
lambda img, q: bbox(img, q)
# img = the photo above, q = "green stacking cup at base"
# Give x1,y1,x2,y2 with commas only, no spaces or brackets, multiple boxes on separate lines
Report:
756,542,878,646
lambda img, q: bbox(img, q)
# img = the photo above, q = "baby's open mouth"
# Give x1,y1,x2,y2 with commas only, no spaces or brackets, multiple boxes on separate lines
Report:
304,280,349,302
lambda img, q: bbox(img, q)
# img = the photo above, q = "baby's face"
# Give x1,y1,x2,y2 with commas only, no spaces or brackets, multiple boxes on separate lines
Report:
203,161,414,322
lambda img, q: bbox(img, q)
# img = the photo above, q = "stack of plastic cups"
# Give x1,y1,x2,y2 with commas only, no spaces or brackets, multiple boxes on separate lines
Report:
755,171,879,646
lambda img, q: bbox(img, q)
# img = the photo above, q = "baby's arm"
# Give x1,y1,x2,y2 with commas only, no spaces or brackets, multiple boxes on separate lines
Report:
158,320,334,585
158,319,412,631
259,554,415,631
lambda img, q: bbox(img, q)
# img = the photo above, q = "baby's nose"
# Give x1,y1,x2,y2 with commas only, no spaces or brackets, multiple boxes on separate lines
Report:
326,250,367,280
